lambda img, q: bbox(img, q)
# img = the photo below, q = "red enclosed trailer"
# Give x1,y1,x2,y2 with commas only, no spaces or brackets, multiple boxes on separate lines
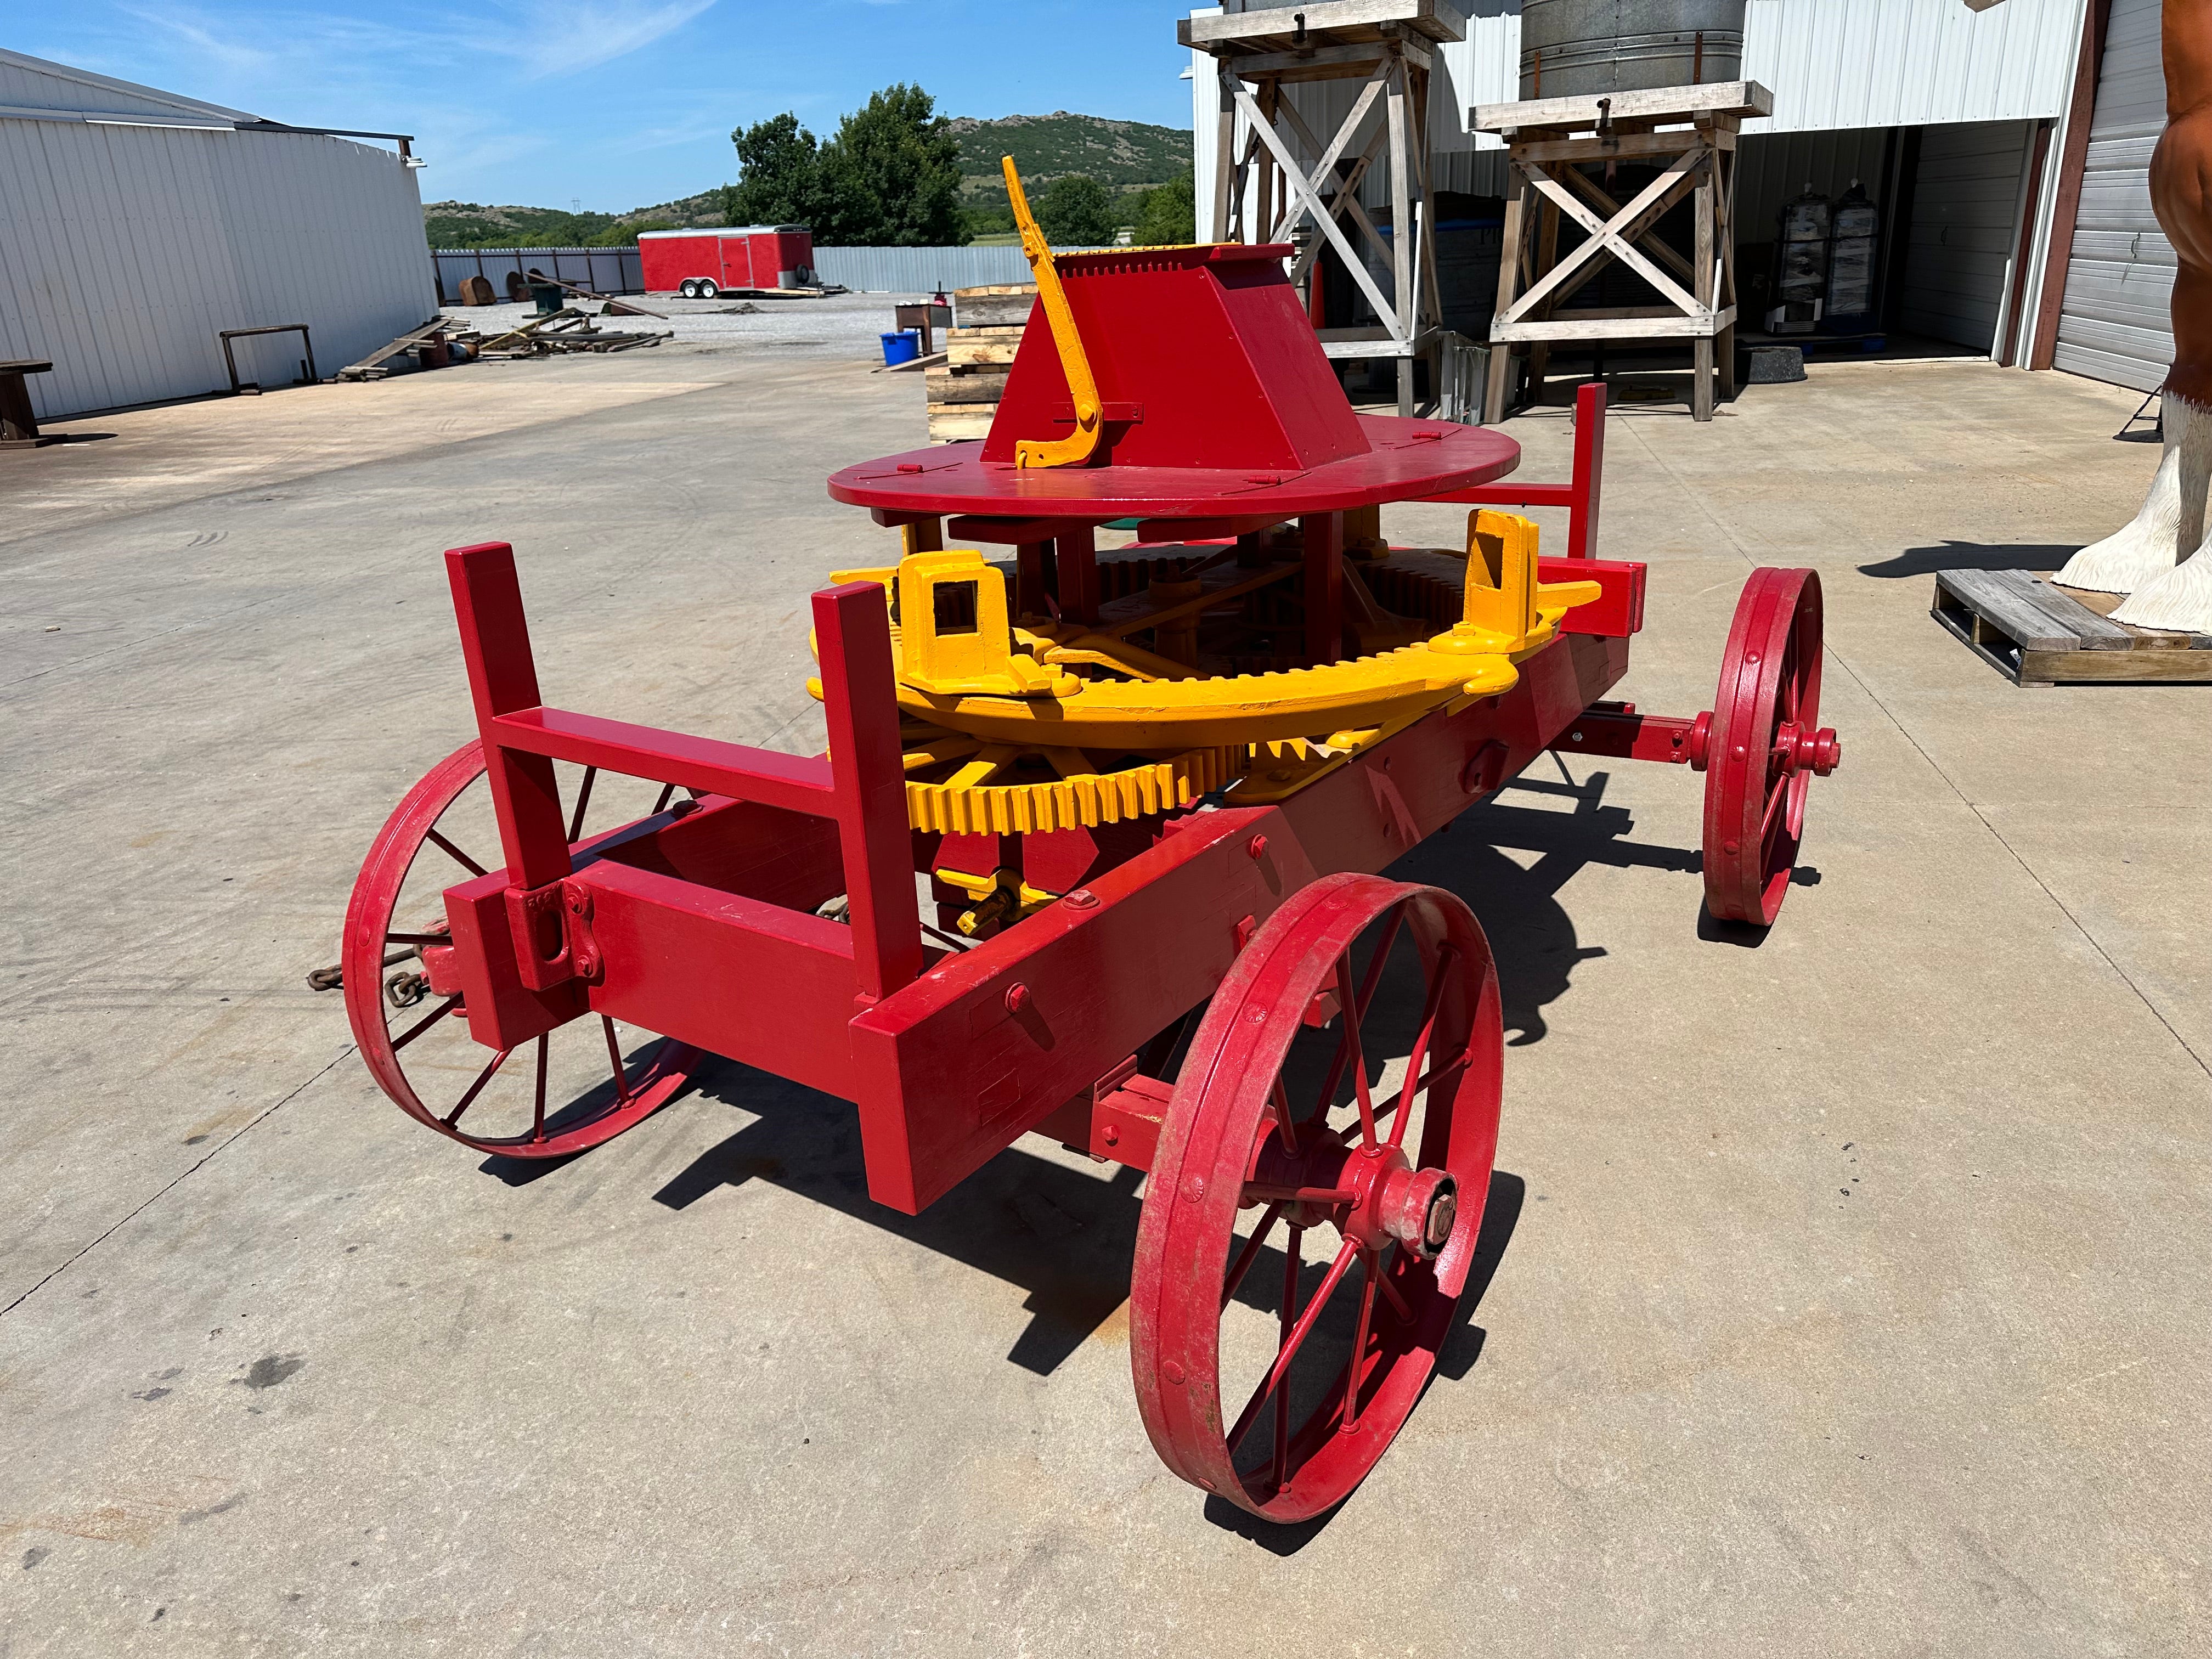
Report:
637,225,814,297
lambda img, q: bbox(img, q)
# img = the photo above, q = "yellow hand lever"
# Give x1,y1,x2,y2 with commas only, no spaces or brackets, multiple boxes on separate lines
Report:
1003,157,1104,470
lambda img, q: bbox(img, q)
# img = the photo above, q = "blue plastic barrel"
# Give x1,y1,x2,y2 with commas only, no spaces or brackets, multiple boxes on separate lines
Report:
880,329,921,366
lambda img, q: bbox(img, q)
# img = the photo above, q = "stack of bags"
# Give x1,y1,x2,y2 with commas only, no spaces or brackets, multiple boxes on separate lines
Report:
927,284,1036,443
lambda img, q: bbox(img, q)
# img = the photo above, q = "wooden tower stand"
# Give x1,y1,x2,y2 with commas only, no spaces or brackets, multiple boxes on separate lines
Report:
1472,81,1771,425
1181,0,1466,417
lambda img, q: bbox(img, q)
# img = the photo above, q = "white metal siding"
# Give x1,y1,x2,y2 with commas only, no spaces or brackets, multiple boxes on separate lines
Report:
1898,119,2033,350
0,61,434,419
2053,0,2172,391
1738,0,2080,133
1201,0,2079,239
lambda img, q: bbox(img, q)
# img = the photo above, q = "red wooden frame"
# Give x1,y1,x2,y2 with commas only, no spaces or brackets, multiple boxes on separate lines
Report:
433,536,1645,1215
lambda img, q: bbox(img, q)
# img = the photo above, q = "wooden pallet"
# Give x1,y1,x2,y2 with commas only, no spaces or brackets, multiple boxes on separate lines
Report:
1932,568,2212,686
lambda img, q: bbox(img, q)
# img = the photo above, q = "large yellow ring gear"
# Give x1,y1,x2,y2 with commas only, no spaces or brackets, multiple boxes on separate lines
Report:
897,725,1244,835
810,510,1598,828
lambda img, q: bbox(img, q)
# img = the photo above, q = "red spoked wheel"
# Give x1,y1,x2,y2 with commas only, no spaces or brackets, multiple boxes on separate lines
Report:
1131,872,1503,1521
341,742,700,1157
1693,568,1842,927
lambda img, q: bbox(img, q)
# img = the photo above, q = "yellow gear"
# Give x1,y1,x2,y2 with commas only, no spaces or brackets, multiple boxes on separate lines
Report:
813,511,1596,825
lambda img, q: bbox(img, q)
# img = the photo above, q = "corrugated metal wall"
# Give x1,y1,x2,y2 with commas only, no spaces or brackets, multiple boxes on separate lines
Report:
2053,0,2172,391
811,245,1104,292
1195,0,2079,238
433,247,643,299
0,111,434,417
1898,119,2035,350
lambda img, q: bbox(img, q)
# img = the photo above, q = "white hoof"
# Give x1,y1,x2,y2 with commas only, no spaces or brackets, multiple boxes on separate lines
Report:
2055,444,2185,595
2112,552,2212,632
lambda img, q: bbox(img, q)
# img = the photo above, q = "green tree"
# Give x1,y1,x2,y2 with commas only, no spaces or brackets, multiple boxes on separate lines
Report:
592,219,672,246
1132,175,1195,247
816,84,968,245
724,111,823,226
1037,173,1116,245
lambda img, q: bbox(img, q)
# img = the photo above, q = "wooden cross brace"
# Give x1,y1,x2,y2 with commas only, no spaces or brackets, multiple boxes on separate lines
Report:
1218,58,1413,346
1491,142,1732,341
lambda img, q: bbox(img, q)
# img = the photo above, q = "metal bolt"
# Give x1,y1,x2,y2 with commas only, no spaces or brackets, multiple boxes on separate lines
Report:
1163,1359,1186,1385
1724,838,1740,854
1183,1175,1207,1201
1005,983,1029,1014
1570,730,1583,742
1102,1124,1120,1146
1248,834,1267,859
1064,888,1098,909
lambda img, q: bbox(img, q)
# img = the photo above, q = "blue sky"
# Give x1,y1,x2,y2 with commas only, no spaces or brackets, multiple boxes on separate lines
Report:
10,1,1197,211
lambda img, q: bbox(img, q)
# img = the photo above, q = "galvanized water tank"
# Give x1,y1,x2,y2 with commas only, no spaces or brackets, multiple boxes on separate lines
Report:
1519,0,1746,99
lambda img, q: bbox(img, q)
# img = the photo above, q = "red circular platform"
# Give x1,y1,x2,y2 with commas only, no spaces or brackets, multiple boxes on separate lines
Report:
826,415,1520,523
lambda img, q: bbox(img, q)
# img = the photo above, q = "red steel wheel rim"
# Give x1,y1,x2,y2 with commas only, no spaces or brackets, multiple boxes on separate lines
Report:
1131,872,1504,1521
1702,568,1827,927
341,742,698,1157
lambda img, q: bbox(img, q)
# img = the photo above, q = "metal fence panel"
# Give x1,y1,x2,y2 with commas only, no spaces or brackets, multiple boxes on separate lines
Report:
810,244,1103,293
432,246,643,299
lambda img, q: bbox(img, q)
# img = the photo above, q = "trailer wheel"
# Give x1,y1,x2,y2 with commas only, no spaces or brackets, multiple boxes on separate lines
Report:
1696,568,1841,927
678,280,700,298
695,278,719,299
1131,872,1502,1521
341,742,699,1158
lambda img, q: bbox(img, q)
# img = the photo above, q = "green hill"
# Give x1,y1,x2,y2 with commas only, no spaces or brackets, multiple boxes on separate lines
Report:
947,111,1192,201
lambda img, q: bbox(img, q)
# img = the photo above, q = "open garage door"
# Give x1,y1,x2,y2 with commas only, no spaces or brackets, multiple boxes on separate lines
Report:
2053,0,2174,391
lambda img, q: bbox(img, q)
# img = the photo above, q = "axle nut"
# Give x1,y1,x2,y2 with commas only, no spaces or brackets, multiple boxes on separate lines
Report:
1005,983,1030,1014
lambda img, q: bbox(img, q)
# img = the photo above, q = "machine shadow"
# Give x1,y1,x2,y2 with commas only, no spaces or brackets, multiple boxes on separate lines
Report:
1390,768,1699,1043
1858,541,2081,579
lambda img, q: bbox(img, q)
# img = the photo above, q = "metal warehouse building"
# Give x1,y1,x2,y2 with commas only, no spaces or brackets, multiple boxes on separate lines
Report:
1194,0,2176,391
0,49,436,420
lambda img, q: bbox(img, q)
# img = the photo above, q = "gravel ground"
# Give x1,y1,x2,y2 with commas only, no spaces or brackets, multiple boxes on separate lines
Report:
440,291,936,363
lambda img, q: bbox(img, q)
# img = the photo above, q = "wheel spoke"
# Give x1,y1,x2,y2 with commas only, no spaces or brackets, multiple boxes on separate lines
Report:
1227,1235,1360,1452
1333,957,1379,1148
442,1046,512,1127
651,782,678,815
425,830,487,878
1221,1203,1285,1310
531,1034,549,1142
1373,1246,1414,1322
566,766,599,844
1387,945,1457,1152
1242,1183,1357,1206
1312,906,1403,1130
1759,770,1789,846
602,1016,631,1102
390,996,462,1052
1272,1224,1302,1491
385,931,449,946
1342,1250,1381,1433
1269,1075,1300,1158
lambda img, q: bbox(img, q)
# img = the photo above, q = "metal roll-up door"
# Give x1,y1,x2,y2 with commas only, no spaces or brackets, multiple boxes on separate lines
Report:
1898,120,2034,353
2054,0,2172,391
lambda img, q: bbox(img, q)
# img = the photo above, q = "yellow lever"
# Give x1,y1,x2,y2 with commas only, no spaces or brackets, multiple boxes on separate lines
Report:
1003,156,1104,470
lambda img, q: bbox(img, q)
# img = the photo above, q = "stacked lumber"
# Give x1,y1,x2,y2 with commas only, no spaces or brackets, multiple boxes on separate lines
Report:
927,284,1035,443
473,308,672,359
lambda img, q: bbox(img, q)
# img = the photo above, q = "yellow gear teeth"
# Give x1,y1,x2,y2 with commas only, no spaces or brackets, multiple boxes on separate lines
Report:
904,747,1242,835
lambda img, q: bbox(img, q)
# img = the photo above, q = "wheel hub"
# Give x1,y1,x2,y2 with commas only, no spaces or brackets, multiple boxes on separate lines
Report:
1250,1126,1458,1259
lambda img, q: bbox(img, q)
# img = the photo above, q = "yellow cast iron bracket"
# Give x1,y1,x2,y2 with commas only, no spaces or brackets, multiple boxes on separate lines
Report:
1003,156,1104,470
